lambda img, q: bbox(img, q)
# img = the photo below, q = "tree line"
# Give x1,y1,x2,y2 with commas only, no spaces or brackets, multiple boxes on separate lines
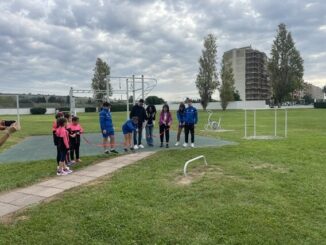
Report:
91,23,304,110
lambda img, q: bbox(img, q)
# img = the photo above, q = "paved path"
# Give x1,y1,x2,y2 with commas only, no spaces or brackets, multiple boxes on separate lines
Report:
0,151,154,218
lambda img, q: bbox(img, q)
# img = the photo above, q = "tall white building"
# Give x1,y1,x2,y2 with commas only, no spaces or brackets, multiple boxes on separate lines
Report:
223,46,271,101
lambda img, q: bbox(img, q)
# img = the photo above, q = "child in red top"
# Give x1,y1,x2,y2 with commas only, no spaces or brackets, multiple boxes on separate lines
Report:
56,118,73,175
69,116,84,163
159,104,172,148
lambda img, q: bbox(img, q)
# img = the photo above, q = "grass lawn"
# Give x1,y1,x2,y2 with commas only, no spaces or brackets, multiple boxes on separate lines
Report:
1,109,326,243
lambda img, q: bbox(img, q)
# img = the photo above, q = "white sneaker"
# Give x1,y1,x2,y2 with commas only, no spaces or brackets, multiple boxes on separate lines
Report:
57,170,68,176
134,145,139,150
191,143,195,148
138,144,144,149
183,143,188,148
175,142,180,146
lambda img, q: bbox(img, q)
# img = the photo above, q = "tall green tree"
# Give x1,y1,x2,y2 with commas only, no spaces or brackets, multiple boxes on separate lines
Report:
145,95,165,105
219,58,235,110
268,23,304,106
91,58,112,102
196,34,219,110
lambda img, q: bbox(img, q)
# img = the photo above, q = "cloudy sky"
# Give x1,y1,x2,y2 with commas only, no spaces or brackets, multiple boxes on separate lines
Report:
0,0,325,101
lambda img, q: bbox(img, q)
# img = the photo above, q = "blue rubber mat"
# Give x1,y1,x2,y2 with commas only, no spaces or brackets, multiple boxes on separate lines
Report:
0,131,235,164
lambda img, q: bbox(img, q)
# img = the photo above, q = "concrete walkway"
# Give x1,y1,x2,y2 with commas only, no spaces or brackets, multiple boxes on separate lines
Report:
0,151,154,218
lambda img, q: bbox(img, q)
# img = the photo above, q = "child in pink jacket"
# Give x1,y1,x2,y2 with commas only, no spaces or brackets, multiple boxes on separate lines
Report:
56,118,73,175
159,104,172,148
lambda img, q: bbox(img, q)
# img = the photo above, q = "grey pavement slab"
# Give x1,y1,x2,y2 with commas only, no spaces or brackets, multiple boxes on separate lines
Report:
0,202,20,216
0,152,153,219
17,185,64,197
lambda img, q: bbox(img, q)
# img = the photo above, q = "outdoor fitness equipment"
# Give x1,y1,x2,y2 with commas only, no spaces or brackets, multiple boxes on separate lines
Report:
69,75,157,117
204,110,221,131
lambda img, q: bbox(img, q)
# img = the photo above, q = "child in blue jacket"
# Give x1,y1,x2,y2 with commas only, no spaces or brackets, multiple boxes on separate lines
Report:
122,116,138,152
99,102,118,154
175,102,186,146
184,98,198,148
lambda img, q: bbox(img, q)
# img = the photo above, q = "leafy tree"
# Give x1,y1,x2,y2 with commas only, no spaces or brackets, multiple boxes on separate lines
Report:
145,96,165,105
322,85,326,95
233,90,241,101
268,23,304,106
219,58,235,110
196,34,219,110
91,58,112,102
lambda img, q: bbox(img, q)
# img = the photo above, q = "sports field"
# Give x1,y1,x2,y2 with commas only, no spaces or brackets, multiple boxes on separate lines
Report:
1,109,326,244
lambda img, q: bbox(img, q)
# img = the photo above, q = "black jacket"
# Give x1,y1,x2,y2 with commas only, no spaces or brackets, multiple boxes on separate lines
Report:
130,104,147,124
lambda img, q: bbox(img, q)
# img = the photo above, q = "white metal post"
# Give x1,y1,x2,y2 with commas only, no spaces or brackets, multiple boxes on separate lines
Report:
69,87,73,115
244,109,247,138
274,109,277,137
132,75,136,105
126,79,129,120
285,109,288,138
141,74,144,100
16,95,20,127
254,110,256,138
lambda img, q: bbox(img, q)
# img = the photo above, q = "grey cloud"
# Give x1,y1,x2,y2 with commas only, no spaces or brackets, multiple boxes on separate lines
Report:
0,0,325,99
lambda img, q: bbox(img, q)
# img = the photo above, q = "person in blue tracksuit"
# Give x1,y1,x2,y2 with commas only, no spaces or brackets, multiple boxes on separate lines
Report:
184,98,198,148
122,116,138,152
99,102,118,154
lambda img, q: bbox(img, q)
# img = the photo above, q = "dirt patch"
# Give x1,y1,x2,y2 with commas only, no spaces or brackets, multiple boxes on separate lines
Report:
174,165,224,186
251,163,289,173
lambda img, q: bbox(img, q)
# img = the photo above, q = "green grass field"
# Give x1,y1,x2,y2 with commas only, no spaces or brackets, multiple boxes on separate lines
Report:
1,109,326,244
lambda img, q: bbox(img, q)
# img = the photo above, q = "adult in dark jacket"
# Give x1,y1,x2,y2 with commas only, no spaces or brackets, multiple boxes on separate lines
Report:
129,99,147,149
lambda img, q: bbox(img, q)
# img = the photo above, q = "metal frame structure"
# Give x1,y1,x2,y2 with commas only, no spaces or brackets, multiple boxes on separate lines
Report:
0,94,21,126
244,108,288,140
69,75,157,118
183,155,208,176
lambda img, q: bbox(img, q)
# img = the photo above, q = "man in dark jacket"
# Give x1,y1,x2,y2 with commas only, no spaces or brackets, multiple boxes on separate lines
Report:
129,99,147,149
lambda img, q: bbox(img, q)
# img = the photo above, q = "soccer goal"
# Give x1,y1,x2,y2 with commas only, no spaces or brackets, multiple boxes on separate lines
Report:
244,108,288,140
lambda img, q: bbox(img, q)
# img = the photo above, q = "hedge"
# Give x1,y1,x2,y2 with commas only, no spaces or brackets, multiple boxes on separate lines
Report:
314,102,326,108
56,107,70,112
30,107,47,115
85,107,97,112
110,104,133,112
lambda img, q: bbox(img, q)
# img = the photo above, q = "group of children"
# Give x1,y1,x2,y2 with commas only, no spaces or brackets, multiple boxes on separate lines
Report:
52,98,198,174
52,112,84,176
121,98,198,151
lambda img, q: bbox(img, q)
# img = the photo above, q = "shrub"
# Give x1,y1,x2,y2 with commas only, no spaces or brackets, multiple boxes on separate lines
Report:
85,107,97,112
314,102,326,108
30,107,47,115
56,107,70,112
109,104,133,112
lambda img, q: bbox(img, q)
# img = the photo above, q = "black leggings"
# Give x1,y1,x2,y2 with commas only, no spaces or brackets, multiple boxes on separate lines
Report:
56,146,60,165
70,142,80,160
185,124,195,143
160,125,170,143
